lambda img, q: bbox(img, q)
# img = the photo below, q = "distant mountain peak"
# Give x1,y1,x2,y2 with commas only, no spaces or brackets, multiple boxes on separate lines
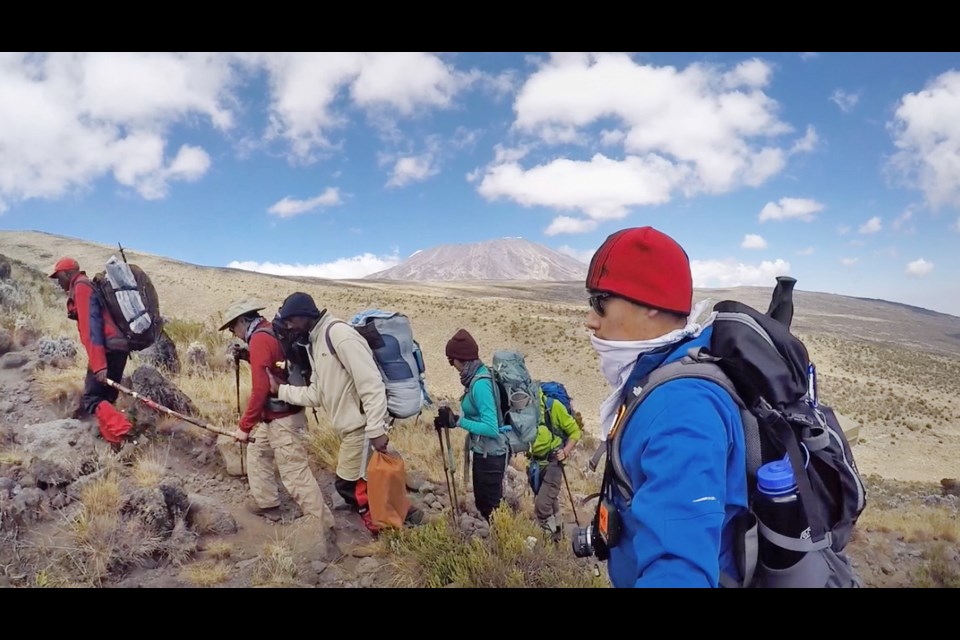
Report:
366,237,588,281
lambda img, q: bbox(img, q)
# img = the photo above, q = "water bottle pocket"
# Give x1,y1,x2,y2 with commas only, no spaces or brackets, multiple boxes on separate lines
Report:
758,547,830,588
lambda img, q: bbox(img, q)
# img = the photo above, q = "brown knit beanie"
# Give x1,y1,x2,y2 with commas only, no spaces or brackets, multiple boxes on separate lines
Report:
445,328,479,362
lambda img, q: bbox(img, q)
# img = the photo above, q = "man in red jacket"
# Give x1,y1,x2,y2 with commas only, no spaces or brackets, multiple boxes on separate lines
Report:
49,257,133,451
219,299,334,532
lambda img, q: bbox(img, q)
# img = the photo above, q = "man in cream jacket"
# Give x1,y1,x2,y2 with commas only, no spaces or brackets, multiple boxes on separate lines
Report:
267,292,421,535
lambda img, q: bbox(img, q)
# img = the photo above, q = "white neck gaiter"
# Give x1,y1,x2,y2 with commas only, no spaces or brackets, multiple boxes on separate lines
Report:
593,300,713,441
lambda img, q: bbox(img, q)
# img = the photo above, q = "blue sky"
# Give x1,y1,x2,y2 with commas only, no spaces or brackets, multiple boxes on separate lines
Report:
2,52,960,315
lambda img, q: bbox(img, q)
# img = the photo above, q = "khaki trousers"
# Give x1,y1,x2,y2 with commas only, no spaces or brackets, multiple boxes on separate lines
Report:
247,412,334,529
335,426,367,482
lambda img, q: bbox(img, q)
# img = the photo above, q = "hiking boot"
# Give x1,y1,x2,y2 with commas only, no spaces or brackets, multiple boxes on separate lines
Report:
404,506,425,526
246,501,283,522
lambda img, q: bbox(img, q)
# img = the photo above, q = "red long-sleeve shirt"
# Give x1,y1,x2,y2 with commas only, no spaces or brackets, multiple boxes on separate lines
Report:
67,272,127,373
240,323,298,432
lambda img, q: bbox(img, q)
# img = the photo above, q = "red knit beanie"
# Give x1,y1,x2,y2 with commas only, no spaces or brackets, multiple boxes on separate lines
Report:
445,329,479,362
586,226,692,315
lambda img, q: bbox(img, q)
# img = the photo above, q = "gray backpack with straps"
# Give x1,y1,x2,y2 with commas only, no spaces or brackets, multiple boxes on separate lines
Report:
590,295,866,589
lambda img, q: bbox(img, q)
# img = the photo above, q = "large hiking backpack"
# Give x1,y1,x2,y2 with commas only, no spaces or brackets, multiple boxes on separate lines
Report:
269,315,312,387
539,381,574,423
539,380,576,441
92,253,162,352
250,319,309,415
326,310,432,420
490,350,541,455
597,278,866,588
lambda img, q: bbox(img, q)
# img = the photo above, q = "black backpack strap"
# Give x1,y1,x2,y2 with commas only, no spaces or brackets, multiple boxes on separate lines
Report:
588,444,606,472
608,354,753,504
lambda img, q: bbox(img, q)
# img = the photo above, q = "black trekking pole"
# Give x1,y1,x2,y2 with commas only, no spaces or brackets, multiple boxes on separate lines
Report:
559,462,580,527
766,276,797,330
436,427,459,518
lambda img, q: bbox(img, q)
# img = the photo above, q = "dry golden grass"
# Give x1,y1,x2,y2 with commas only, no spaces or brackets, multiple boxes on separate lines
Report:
78,473,122,517
61,472,171,585
252,538,299,587
168,366,251,429
858,504,960,543
912,542,960,588
132,447,170,489
32,569,74,588
180,560,231,586
33,360,86,406
205,541,234,560
0,447,27,466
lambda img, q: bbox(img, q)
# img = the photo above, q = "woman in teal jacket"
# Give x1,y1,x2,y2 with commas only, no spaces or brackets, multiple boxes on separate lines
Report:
436,328,508,521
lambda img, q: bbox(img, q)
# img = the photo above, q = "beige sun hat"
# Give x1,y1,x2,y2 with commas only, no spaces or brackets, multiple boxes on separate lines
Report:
218,298,267,331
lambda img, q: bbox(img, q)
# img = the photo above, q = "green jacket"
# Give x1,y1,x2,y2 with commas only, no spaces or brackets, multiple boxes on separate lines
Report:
529,387,581,462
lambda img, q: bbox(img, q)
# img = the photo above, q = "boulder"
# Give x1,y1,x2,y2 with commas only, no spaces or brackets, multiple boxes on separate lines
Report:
138,331,180,375
129,365,198,426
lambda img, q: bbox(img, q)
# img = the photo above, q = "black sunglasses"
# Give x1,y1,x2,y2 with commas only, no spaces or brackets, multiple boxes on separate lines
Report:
588,291,612,316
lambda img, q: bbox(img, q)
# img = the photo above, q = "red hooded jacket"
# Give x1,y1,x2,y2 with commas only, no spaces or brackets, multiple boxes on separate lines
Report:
67,271,128,373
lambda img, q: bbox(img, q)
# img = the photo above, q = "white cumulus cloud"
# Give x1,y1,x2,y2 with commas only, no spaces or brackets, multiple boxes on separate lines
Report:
691,258,790,288
545,216,598,236
859,216,882,234
886,70,960,211
0,52,234,210
829,89,860,113
386,154,440,188
905,258,933,276
227,251,401,280
267,188,343,218
759,197,825,222
475,53,803,223
741,234,767,249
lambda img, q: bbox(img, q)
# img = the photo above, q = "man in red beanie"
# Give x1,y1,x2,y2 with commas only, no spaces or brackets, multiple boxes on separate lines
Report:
49,257,133,451
581,227,748,588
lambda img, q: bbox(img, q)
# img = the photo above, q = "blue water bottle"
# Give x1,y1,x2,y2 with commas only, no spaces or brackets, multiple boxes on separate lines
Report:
754,455,809,570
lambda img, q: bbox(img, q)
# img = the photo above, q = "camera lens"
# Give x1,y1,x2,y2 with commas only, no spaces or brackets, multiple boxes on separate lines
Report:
571,525,594,558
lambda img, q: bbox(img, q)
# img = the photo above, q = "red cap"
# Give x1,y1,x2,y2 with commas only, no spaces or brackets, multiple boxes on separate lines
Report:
586,227,692,316
48,257,80,278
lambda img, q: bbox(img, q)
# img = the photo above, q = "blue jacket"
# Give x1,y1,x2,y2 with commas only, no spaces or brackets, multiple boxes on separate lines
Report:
607,326,748,588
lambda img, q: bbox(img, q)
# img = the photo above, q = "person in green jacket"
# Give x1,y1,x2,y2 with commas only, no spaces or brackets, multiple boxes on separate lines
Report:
527,386,581,542
435,328,509,522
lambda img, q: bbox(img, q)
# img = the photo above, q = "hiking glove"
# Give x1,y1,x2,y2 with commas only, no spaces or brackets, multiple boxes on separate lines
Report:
229,343,249,362
438,406,459,429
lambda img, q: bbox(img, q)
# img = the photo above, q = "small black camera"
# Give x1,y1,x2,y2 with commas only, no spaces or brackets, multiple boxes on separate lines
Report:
571,496,619,560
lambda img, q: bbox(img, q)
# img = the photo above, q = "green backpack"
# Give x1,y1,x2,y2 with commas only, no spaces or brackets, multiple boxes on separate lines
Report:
491,350,541,455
